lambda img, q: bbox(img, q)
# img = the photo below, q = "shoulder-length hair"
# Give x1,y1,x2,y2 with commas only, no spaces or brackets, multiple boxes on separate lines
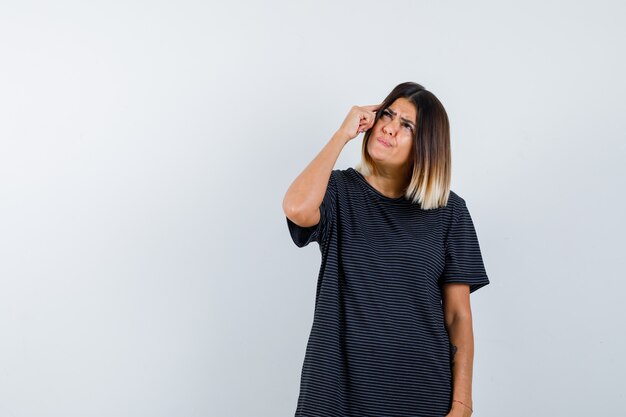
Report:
355,81,451,210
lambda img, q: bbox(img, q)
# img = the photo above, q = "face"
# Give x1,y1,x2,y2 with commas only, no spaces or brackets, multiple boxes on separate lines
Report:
366,97,417,171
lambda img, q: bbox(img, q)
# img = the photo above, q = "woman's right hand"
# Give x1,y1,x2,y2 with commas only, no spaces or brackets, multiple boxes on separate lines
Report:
336,104,381,143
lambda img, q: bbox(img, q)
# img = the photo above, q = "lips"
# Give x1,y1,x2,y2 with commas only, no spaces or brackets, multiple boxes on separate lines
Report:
377,137,392,148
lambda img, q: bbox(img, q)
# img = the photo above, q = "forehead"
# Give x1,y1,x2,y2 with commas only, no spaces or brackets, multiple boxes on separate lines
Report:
388,97,417,121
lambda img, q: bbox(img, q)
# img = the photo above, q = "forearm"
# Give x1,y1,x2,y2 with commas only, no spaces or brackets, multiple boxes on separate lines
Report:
282,132,347,219
446,315,474,412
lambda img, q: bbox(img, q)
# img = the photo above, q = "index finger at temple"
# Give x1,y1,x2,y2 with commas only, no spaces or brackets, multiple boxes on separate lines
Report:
362,104,381,111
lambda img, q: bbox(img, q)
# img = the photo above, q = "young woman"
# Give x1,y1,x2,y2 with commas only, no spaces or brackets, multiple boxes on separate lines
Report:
283,81,490,417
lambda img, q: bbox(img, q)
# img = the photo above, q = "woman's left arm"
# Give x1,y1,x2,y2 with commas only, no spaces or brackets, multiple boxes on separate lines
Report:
442,283,475,417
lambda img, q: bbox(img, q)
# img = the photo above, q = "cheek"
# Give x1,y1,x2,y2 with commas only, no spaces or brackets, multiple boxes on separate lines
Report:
400,137,413,151
398,140,413,158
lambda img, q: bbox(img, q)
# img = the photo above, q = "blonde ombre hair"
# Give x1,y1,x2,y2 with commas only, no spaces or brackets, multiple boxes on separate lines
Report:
355,82,452,210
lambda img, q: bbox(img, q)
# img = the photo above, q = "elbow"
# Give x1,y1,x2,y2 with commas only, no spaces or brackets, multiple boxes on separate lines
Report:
283,200,319,229
282,186,320,227
282,196,303,219
443,311,472,331
282,187,303,217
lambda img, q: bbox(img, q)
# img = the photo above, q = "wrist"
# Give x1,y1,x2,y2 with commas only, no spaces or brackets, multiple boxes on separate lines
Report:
331,130,351,145
451,399,473,413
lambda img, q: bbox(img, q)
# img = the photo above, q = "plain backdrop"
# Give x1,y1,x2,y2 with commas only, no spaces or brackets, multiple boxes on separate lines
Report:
1,1,625,416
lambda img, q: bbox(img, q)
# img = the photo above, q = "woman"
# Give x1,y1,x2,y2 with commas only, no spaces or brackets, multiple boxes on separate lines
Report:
283,82,490,417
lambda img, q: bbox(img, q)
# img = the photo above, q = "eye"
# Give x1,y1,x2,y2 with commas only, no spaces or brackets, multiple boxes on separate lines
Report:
403,123,413,133
381,109,392,118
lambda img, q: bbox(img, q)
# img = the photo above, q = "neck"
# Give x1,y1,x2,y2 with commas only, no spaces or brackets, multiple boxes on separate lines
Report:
366,165,411,199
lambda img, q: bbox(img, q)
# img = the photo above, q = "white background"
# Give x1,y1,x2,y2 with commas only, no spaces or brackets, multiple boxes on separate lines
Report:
1,1,625,416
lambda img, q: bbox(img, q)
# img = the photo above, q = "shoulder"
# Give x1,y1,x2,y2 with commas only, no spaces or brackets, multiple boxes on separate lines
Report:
443,190,469,224
328,167,353,187
330,167,351,179
446,190,466,210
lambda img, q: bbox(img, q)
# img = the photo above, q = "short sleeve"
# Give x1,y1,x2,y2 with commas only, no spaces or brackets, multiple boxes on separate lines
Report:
285,170,338,248
440,199,490,293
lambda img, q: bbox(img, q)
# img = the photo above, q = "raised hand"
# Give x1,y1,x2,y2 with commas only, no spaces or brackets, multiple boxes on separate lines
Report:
336,104,381,143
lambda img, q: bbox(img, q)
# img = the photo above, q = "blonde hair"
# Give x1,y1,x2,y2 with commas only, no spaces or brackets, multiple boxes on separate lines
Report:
356,82,452,210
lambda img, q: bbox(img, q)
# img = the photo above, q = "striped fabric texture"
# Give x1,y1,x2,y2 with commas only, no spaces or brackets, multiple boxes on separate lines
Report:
286,167,489,417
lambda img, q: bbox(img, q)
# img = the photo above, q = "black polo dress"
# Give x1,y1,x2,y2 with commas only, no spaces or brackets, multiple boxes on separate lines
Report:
286,167,490,417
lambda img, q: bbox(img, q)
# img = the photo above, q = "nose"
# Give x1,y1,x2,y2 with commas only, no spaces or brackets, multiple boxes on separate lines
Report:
382,119,398,135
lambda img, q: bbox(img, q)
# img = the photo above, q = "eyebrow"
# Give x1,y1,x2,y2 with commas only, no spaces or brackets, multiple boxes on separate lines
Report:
386,107,416,128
